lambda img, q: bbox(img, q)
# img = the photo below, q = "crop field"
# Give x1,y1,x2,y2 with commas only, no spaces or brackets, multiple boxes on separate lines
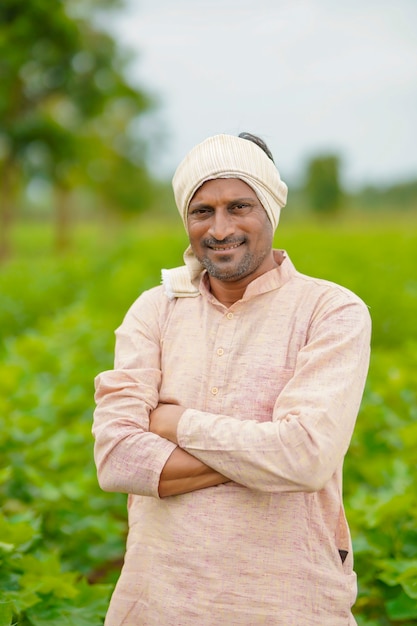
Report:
1,213,417,625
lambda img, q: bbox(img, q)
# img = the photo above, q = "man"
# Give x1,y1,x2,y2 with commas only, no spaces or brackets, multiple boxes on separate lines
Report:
93,133,371,625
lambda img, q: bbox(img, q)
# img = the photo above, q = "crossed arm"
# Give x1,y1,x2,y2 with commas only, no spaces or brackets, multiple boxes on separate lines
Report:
149,404,230,497
94,291,371,500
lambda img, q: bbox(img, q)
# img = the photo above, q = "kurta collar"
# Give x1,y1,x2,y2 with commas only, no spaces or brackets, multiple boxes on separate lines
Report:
162,250,296,302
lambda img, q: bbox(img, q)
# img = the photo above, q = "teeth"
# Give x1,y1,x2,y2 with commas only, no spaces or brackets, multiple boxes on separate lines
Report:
212,243,241,250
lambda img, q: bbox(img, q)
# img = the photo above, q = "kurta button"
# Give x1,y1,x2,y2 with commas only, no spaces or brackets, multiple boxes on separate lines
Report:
226,312,234,320
211,387,219,395
217,348,224,356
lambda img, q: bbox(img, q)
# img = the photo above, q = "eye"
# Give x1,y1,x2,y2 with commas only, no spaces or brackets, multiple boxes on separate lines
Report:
188,206,212,218
231,202,251,212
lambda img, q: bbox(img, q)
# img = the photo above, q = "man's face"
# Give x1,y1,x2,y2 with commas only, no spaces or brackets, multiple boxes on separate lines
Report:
187,178,275,283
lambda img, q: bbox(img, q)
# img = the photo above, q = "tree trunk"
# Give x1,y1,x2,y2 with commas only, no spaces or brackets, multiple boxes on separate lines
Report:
0,164,15,262
55,186,71,253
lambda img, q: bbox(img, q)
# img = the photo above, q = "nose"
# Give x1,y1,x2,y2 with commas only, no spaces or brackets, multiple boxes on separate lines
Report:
207,210,235,241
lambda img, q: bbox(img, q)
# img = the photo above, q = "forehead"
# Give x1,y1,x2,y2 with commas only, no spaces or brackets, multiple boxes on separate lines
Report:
190,178,258,204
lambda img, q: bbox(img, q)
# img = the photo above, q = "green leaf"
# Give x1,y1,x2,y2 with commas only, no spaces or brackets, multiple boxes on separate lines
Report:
19,555,79,599
4,588,40,614
377,559,417,585
0,515,39,553
0,467,12,486
386,590,417,620
26,581,111,626
0,601,13,626
0,543,14,555
402,577,417,600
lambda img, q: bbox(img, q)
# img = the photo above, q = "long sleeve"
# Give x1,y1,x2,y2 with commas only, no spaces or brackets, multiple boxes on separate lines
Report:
93,289,177,497
177,294,371,493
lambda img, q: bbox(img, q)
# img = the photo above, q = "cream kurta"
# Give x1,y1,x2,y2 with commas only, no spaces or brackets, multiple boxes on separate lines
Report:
93,252,371,626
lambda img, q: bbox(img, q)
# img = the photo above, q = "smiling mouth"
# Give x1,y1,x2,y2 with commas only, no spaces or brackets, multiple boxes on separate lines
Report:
209,242,243,251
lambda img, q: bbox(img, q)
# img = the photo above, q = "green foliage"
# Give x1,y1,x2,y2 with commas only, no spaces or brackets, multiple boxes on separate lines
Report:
0,223,186,623
304,154,344,214
0,512,112,625
345,344,417,624
0,0,152,173
1,216,416,623
356,180,417,212
0,0,155,257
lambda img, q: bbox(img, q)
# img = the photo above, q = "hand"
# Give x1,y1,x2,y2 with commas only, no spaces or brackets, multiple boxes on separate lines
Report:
149,403,186,444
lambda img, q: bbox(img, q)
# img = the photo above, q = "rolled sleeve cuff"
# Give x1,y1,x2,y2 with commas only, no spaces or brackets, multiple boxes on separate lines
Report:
150,440,179,498
177,408,206,451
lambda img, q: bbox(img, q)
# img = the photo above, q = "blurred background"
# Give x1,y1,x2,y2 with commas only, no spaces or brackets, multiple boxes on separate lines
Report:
108,0,417,188
1,0,416,257
1,2,416,625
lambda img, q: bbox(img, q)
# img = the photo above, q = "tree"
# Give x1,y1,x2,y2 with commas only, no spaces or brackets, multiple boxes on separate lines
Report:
0,0,154,258
305,154,344,215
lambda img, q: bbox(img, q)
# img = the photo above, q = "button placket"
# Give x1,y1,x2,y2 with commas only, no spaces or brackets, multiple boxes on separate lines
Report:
208,309,237,403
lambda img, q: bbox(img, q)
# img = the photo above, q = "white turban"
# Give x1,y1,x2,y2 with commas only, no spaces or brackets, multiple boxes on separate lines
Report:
172,134,288,232
162,134,288,299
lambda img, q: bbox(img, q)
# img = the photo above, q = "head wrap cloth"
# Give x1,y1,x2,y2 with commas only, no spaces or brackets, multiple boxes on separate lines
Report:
162,134,288,299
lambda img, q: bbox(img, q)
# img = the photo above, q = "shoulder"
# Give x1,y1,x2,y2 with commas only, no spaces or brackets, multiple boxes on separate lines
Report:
280,252,370,312
297,270,367,302
285,267,371,328
124,285,174,323
121,284,205,330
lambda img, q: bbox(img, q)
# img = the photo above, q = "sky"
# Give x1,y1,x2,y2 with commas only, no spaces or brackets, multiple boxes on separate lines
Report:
107,0,417,188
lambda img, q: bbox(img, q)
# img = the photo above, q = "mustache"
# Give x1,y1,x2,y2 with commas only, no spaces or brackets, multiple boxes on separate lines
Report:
203,237,246,248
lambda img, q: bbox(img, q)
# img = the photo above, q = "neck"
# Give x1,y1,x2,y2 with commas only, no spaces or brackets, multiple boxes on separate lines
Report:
208,251,282,307
208,279,248,307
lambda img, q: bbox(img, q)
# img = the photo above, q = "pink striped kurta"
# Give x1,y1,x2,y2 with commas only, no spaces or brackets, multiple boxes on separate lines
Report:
93,251,371,625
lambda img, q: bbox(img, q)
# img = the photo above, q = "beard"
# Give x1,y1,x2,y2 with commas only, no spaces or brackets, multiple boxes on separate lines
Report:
197,247,270,282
